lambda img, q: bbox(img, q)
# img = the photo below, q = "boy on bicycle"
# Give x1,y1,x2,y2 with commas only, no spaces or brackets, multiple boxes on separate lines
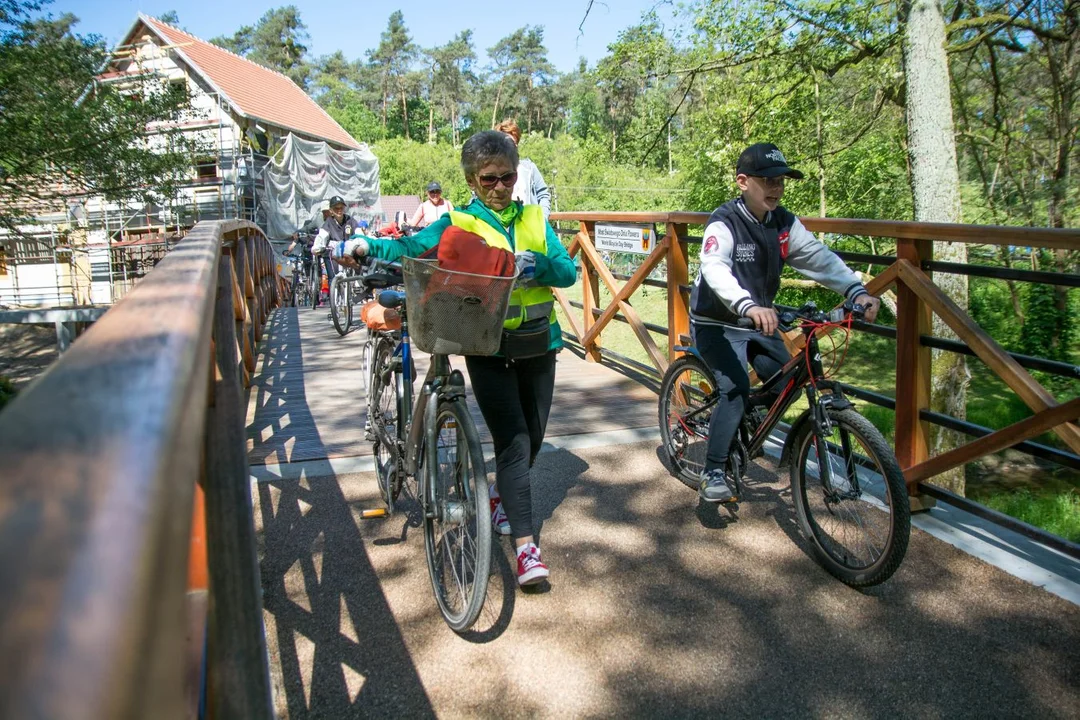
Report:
692,143,881,503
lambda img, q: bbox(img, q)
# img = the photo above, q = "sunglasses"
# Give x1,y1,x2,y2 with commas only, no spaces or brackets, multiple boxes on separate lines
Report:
476,171,517,189
428,189,441,195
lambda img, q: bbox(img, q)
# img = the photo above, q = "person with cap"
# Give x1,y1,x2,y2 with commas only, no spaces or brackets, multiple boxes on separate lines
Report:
311,195,363,308
408,181,454,229
690,142,882,503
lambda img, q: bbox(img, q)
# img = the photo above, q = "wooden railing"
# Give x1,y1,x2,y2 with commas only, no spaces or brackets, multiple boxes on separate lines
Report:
0,220,286,718
549,211,1080,509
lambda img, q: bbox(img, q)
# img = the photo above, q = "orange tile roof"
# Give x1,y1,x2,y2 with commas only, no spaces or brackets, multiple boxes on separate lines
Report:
130,15,360,150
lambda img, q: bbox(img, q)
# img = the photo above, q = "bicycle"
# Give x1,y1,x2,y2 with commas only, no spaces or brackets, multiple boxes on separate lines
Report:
364,256,515,631
658,301,910,587
329,262,362,336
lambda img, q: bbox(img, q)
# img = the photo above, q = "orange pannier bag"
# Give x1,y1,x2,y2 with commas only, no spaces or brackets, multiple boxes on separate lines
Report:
360,300,401,331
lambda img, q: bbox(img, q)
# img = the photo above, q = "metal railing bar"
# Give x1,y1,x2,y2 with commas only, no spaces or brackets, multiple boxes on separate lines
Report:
915,483,1080,560
921,259,1080,288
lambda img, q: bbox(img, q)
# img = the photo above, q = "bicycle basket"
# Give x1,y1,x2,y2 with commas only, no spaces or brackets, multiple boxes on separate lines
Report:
402,256,517,356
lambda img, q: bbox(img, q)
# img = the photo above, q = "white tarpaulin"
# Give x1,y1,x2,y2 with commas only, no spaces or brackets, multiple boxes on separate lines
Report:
259,133,382,240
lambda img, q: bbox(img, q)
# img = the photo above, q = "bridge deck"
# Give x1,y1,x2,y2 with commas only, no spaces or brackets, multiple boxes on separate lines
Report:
246,306,657,466
245,307,1080,718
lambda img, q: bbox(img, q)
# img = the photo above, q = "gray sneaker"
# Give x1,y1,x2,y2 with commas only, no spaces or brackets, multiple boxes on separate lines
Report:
699,468,736,503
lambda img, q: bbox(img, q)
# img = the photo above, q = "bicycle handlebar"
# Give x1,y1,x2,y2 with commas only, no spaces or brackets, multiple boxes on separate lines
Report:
733,301,866,333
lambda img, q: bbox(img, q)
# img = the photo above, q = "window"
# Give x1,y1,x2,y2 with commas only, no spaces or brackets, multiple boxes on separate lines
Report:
195,157,218,181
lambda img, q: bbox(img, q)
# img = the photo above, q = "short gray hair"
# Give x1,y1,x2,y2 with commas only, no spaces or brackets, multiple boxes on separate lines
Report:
460,130,519,178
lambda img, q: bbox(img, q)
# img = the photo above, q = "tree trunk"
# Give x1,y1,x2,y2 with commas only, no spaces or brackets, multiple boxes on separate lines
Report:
902,0,969,495
428,105,435,144
814,75,826,217
491,81,503,128
401,91,410,141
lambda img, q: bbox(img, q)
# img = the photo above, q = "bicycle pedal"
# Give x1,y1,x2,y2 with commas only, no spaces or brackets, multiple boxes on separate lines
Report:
360,508,388,519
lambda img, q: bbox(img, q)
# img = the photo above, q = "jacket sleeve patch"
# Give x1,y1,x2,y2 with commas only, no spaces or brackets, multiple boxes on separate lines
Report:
703,235,719,254
778,230,790,259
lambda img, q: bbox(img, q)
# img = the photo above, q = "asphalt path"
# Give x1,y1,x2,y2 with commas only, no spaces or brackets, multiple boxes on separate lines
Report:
253,440,1080,719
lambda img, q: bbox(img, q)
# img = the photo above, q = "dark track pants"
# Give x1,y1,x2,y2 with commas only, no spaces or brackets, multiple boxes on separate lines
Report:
465,351,557,540
692,322,790,471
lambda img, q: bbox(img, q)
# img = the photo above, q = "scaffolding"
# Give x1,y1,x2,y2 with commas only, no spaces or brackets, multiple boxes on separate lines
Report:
0,36,269,308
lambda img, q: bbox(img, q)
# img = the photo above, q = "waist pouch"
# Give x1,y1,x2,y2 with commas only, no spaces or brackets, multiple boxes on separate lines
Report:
500,317,550,360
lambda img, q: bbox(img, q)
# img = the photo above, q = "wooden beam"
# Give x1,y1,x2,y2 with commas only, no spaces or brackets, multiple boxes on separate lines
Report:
581,237,669,349
579,221,602,362
576,227,670,374
905,397,1080,484
895,259,1080,454
666,223,690,362
552,287,584,340
894,245,933,473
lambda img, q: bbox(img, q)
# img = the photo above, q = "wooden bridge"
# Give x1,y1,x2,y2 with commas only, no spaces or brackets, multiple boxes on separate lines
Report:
1,215,1077,718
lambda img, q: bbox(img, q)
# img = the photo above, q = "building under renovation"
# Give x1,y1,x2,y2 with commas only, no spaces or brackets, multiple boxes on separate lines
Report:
0,14,378,308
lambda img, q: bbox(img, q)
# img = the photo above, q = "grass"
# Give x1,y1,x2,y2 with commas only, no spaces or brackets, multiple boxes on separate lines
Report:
976,489,1080,543
554,275,1080,538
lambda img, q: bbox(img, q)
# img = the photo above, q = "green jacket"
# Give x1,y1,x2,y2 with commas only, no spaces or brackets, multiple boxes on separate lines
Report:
365,198,577,351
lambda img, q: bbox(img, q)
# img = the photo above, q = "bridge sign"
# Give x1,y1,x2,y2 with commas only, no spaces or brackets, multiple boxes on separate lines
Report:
594,223,655,256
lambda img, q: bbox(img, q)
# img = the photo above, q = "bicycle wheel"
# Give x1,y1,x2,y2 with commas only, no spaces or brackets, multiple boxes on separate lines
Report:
658,354,717,489
789,407,910,587
330,275,351,335
422,398,492,632
369,337,401,509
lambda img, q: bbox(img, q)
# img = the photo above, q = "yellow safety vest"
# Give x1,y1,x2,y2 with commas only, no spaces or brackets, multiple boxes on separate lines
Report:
448,207,555,331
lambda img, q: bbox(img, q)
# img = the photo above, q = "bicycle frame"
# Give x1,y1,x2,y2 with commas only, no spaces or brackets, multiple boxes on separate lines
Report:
681,318,854,482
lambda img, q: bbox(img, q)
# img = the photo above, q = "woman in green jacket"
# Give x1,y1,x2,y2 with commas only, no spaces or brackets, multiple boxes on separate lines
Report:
338,130,576,588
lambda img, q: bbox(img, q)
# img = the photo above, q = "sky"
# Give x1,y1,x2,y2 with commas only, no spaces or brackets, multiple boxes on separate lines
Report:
43,0,676,73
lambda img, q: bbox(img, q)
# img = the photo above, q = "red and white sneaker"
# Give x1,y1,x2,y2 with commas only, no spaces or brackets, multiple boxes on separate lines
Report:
489,486,511,536
516,543,549,586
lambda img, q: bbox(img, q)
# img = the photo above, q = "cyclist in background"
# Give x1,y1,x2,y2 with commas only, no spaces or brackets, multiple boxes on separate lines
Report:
311,195,362,308
409,181,454,228
691,142,881,503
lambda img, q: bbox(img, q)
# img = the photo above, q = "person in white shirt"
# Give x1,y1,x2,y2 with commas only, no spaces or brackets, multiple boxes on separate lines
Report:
408,181,454,228
495,119,551,220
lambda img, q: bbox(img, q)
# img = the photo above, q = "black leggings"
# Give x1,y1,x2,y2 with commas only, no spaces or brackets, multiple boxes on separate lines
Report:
465,351,557,540
692,322,790,471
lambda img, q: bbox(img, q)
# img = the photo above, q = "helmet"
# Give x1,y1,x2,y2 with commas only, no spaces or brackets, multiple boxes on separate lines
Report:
328,195,346,208
358,219,369,230
426,181,442,193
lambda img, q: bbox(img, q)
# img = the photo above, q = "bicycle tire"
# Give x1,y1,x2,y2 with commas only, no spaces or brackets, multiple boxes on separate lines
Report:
369,337,401,509
658,354,717,489
789,407,910,587
422,397,492,632
330,275,351,336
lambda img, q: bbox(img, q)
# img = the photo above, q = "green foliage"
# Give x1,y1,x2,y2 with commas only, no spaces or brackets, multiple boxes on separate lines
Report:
210,6,311,88
1020,255,1074,363
976,489,1080,543
372,138,466,203
0,375,15,411
0,1,198,235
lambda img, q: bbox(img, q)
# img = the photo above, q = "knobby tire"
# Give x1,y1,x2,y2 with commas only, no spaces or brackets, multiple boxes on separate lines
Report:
658,354,717,489
789,407,910,587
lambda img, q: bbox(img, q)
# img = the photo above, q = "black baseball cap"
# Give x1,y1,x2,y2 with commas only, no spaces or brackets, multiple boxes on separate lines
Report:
328,195,346,208
426,181,442,192
736,143,804,179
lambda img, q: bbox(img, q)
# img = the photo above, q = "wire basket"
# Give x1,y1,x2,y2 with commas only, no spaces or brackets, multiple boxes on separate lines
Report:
402,257,517,356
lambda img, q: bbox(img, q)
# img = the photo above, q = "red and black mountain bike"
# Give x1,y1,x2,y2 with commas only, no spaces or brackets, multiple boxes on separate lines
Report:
659,302,910,587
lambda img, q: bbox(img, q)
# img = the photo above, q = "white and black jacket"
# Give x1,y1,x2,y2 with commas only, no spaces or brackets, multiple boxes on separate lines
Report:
690,198,866,326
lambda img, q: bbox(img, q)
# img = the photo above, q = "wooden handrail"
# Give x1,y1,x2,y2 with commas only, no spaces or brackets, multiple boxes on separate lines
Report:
0,219,278,719
550,212,1080,249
